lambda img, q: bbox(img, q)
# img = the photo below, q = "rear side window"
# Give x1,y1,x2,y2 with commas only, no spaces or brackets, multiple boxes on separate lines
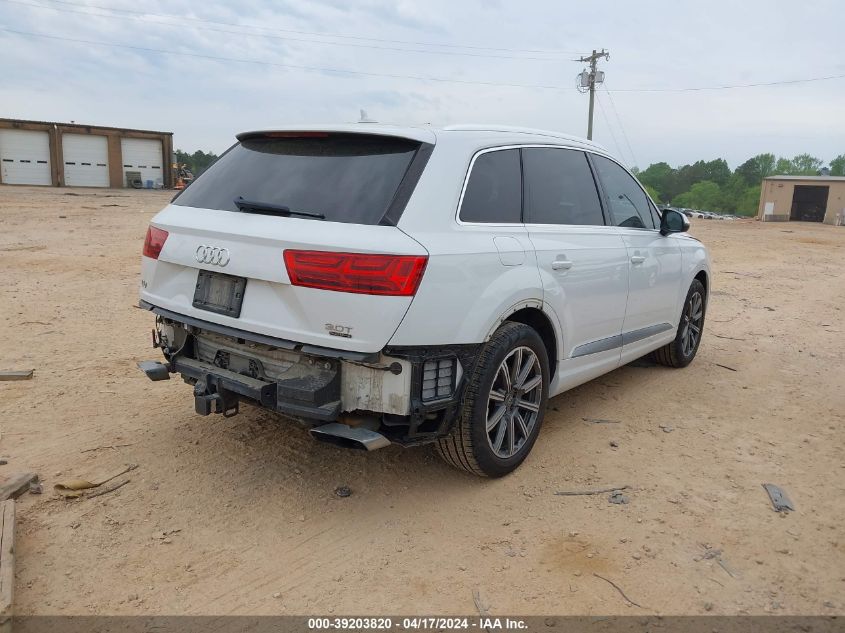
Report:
459,149,522,223
173,134,420,225
591,154,655,229
523,148,605,225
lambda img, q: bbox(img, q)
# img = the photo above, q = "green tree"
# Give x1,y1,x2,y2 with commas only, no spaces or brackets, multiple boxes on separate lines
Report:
174,149,219,176
736,185,761,216
672,181,723,211
774,157,794,175
735,153,776,186
790,153,823,175
637,162,675,200
828,154,845,176
702,158,731,186
643,184,660,203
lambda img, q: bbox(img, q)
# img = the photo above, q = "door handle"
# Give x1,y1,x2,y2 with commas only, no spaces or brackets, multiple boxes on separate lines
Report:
630,255,646,265
551,258,573,271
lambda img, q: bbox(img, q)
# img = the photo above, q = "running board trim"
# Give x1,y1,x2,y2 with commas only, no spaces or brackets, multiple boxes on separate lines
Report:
571,323,674,358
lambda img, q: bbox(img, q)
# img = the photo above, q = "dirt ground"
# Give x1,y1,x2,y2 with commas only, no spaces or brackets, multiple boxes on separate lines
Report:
1,186,843,616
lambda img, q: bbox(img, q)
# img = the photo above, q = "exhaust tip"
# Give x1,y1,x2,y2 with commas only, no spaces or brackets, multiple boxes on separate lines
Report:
310,423,391,451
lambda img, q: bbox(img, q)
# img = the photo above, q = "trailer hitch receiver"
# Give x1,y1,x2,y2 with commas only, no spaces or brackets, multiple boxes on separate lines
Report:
193,379,239,417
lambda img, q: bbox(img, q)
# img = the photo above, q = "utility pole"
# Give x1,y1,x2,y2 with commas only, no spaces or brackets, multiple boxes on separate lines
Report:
577,49,609,140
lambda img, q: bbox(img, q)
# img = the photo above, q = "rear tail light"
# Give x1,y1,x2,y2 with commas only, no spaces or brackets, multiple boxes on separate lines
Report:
143,226,169,259
284,250,427,296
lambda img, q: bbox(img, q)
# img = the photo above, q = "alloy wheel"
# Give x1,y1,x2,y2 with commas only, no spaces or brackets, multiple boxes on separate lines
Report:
485,346,543,459
681,291,704,357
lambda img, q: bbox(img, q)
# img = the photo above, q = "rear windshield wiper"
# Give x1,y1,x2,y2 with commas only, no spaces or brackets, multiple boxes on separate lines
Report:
233,197,325,219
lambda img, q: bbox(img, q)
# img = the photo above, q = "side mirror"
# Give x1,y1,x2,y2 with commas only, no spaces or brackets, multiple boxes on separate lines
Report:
660,209,690,236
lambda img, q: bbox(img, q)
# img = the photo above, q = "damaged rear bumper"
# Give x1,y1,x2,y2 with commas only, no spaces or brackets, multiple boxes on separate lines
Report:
137,302,481,446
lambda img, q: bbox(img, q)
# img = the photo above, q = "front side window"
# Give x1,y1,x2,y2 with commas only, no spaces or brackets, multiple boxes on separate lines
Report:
522,148,605,225
648,200,662,229
591,155,655,229
459,149,522,223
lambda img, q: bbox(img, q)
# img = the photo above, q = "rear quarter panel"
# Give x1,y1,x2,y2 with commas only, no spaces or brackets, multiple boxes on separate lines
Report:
390,133,546,347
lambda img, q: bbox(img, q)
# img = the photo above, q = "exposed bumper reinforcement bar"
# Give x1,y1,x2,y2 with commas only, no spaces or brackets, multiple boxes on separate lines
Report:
138,355,341,422
173,357,340,421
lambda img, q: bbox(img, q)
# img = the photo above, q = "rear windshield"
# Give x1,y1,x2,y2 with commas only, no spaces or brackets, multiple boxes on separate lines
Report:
173,134,421,225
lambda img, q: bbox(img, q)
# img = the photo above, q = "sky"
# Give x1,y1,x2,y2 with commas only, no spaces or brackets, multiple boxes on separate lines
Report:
1,0,844,169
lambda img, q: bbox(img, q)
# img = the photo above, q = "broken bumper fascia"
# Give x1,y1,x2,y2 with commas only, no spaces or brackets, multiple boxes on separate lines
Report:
138,301,482,444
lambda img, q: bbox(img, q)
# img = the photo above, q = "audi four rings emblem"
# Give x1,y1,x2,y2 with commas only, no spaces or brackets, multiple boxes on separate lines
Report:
195,245,230,267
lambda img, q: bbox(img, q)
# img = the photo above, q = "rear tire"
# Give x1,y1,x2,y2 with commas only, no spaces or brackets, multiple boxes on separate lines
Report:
436,322,549,477
651,279,707,368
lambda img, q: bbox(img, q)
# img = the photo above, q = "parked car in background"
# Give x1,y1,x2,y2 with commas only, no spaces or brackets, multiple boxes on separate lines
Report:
138,124,710,477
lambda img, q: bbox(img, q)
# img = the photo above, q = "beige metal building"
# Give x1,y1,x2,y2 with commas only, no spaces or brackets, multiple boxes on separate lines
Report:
0,118,173,189
758,175,845,224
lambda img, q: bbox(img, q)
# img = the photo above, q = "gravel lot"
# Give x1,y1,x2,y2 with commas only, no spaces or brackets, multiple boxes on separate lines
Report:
1,186,843,616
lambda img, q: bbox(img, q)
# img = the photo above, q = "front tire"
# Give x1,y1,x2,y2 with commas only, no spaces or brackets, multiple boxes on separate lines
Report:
436,322,549,477
652,279,707,368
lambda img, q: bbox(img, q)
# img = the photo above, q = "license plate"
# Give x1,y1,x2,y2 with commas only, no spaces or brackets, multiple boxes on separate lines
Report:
192,270,247,318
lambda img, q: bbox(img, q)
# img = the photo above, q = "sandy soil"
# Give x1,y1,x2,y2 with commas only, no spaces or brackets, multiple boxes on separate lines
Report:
1,186,843,616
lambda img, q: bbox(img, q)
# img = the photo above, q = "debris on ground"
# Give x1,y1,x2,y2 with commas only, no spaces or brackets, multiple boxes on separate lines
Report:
83,478,130,499
609,440,619,448
472,587,490,615
54,464,137,498
659,425,674,433
711,333,747,341
608,490,629,505
334,486,352,498
700,545,739,578
555,485,630,497
153,529,181,540
0,459,7,466
1,500,16,618
593,573,645,609
713,363,738,372
762,483,795,513
28,481,43,495
582,418,620,425
0,472,39,501
80,443,135,454
0,369,33,381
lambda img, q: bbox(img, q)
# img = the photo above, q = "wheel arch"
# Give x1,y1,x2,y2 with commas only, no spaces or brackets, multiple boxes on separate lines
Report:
694,269,709,299
501,306,559,378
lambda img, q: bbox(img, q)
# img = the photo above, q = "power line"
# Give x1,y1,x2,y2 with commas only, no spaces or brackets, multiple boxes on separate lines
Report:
2,26,843,95
595,91,626,165
609,74,845,92
1,0,563,61
3,0,576,57
602,84,638,167
0,27,570,90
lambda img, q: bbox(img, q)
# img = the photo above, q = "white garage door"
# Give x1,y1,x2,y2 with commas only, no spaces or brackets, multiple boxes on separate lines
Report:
0,129,52,185
120,138,163,187
63,134,109,187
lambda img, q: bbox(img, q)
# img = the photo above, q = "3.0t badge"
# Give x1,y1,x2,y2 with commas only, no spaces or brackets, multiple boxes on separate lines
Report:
195,245,230,267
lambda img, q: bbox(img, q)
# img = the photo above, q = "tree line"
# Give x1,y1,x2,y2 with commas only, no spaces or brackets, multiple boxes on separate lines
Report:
174,149,219,176
633,153,845,216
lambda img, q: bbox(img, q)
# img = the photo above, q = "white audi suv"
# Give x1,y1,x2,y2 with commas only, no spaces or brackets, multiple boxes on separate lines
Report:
139,124,710,477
